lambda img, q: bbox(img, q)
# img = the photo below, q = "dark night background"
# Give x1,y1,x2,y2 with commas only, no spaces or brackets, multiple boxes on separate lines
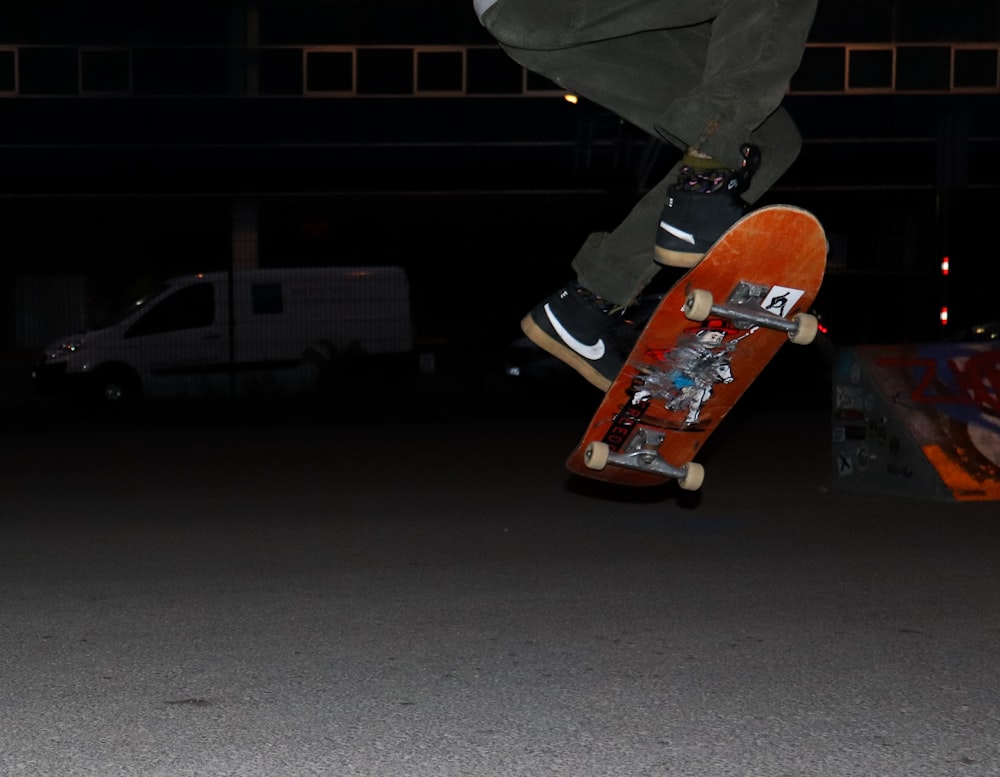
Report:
2,6,1000,775
1,0,998,399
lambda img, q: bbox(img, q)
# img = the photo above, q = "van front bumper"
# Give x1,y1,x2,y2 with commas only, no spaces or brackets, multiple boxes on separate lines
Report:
31,359,89,398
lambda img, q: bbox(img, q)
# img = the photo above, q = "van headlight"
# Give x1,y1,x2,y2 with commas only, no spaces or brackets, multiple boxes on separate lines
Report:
46,337,86,361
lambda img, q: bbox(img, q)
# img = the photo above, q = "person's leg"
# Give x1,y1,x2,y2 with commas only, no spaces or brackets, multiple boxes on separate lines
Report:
477,15,806,302
477,0,816,387
479,0,816,169
571,106,802,304
653,0,818,170
648,0,817,265
480,22,712,304
474,0,815,298
479,1,714,151
519,100,799,391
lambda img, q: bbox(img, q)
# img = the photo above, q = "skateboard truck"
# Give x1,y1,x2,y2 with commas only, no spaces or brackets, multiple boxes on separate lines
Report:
683,283,818,345
584,428,706,491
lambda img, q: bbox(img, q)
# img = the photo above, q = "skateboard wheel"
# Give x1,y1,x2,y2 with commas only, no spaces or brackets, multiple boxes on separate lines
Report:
789,312,818,345
584,441,610,471
683,289,713,321
678,461,705,491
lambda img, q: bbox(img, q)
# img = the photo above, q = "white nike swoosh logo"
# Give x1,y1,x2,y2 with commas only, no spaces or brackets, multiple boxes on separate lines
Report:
659,220,696,245
544,304,606,360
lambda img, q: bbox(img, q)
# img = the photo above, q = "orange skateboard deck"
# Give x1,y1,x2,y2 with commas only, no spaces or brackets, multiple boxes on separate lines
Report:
567,204,827,490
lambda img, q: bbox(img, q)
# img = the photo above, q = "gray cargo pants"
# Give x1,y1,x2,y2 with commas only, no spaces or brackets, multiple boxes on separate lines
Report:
476,0,818,304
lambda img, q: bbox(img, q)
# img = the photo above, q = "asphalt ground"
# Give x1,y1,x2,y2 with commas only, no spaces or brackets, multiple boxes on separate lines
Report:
2,378,999,777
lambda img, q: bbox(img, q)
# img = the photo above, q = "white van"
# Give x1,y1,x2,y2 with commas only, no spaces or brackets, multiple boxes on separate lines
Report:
33,266,414,402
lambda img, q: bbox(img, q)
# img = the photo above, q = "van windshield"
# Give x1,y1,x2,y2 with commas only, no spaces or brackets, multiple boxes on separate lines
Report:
93,282,172,329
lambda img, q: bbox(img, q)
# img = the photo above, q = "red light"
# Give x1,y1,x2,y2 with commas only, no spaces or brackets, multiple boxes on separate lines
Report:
939,307,949,325
940,256,950,276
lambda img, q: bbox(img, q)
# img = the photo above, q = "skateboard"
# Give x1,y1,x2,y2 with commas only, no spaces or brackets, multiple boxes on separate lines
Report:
566,204,827,490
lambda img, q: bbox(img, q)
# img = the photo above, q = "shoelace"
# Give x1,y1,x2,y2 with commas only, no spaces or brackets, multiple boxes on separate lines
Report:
576,285,629,318
677,143,761,194
576,286,656,355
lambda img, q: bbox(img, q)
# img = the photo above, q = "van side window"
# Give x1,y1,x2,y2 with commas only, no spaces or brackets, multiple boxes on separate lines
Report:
252,283,283,315
124,283,215,338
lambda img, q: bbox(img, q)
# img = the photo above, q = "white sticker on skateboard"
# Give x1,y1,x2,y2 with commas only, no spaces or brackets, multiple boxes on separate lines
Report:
637,318,755,428
760,286,805,319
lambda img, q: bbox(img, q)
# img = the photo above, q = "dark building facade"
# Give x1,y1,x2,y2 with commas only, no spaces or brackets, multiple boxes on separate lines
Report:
1,0,998,356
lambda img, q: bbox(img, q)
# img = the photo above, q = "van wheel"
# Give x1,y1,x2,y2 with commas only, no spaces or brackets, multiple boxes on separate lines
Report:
93,367,141,404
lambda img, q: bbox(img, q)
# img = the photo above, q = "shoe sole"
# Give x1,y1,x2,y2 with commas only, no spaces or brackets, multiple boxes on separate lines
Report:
520,314,613,392
654,244,704,268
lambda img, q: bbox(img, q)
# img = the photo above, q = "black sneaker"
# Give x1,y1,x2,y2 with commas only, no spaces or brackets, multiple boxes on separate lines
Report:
520,282,632,392
654,144,761,268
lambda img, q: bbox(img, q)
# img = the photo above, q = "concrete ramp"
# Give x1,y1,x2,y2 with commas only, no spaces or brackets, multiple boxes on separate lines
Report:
832,343,1000,501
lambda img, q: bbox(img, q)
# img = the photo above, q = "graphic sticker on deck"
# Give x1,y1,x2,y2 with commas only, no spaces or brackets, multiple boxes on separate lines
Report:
760,285,805,318
634,317,756,428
